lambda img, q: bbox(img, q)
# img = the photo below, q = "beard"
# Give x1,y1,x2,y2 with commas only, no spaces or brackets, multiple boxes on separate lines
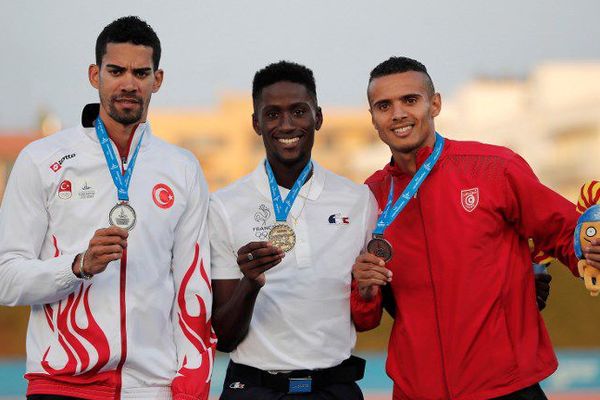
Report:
104,94,146,125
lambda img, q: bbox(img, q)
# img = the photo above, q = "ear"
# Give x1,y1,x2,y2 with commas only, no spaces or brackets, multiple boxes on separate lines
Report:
88,64,100,89
431,93,442,118
315,106,323,131
252,113,261,136
152,69,164,93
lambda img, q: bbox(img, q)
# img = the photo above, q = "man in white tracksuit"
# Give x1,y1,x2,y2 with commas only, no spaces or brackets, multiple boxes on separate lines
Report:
0,16,214,400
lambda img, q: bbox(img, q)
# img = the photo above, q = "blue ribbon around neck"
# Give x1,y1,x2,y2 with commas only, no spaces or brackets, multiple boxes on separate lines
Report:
265,159,313,222
95,117,145,202
374,132,445,235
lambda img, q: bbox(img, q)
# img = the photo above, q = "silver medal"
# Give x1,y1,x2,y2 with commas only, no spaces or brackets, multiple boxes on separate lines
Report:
109,202,137,231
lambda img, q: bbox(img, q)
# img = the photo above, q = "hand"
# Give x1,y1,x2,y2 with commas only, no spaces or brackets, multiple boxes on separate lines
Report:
534,272,552,311
73,227,128,277
236,241,284,287
582,239,600,272
352,252,392,301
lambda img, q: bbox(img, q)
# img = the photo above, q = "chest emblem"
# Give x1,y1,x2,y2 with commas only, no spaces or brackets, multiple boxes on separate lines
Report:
58,180,72,199
253,204,272,239
153,183,175,209
328,213,350,224
461,188,479,212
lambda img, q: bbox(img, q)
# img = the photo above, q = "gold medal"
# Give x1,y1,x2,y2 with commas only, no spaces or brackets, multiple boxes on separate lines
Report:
268,223,296,252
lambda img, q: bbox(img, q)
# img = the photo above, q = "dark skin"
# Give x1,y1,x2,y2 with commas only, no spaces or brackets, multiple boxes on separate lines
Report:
211,81,323,352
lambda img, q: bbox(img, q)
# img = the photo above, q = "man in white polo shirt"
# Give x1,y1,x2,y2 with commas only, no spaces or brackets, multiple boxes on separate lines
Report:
209,61,377,399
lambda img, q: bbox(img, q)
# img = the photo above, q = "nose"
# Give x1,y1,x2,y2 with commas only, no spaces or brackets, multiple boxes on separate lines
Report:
120,71,138,93
391,103,407,122
279,112,294,132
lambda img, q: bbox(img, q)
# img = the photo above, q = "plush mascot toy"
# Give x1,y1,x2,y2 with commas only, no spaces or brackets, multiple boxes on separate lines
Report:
574,180,600,296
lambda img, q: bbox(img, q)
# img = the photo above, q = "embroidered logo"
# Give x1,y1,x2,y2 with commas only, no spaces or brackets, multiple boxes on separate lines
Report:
152,183,175,209
58,180,72,199
78,181,96,200
253,204,273,239
328,213,350,224
229,382,245,389
461,188,479,212
49,153,76,172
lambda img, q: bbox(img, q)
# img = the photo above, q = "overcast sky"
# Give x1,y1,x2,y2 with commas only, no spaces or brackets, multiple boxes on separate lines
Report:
1,0,599,130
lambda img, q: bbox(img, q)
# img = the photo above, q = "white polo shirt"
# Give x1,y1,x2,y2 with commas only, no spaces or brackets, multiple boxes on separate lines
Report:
209,161,378,370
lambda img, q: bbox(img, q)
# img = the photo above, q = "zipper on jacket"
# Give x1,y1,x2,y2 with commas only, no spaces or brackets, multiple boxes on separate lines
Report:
113,248,128,399
416,196,452,399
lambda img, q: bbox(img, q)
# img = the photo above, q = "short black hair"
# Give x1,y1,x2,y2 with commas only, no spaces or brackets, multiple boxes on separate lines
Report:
252,61,317,105
369,56,435,95
95,16,161,70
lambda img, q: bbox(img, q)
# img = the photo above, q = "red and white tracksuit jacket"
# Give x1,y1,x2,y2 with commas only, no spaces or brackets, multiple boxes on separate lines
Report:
0,106,215,399
351,138,579,400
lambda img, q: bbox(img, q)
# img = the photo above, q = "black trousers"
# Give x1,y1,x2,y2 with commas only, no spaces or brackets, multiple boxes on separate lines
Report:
219,361,364,400
491,383,548,400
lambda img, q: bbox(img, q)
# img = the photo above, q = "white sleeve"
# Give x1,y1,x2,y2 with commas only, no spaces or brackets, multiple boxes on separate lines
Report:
170,159,215,399
362,187,379,250
208,195,242,280
0,149,81,306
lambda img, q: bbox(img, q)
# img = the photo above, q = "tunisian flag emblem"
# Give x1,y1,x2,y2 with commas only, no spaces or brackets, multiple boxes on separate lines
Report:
461,188,479,212
152,183,175,209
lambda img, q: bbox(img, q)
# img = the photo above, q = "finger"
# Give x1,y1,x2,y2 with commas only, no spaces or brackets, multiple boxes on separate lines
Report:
353,264,392,280
249,259,283,275
583,258,600,271
92,245,124,256
237,248,284,266
95,226,129,239
237,241,272,256
90,235,128,247
243,254,285,271
359,277,389,288
356,252,386,266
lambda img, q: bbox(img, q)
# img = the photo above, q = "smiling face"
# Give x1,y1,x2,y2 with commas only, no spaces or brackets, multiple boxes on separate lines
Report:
580,221,600,246
89,42,163,126
368,71,441,158
252,81,322,169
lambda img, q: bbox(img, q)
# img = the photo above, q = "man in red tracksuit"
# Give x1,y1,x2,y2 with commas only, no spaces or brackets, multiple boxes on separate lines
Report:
351,56,600,400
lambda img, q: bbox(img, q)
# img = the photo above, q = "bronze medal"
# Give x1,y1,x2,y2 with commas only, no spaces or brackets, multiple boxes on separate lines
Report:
367,235,392,262
268,223,296,252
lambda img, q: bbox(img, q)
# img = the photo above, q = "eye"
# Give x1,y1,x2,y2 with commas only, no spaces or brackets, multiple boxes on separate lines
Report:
135,71,150,78
266,111,279,120
108,69,122,76
377,103,390,111
586,227,597,237
293,107,307,117
405,96,418,104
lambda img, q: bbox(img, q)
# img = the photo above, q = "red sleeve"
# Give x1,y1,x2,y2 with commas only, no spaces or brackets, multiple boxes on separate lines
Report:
503,153,579,276
351,278,384,332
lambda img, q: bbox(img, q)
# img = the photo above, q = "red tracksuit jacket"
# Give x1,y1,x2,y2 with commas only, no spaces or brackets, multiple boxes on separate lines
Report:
351,138,579,400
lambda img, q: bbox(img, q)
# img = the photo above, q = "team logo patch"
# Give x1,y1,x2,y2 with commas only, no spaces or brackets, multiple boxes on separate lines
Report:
58,180,72,199
78,181,96,200
328,213,350,224
253,204,273,239
461,188,479,212
152,183,174,209
49,153,76,173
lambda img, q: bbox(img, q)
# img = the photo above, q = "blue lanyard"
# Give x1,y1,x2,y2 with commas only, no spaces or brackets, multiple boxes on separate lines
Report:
265,159,313,222
374,133,445,235
95,118,145,202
